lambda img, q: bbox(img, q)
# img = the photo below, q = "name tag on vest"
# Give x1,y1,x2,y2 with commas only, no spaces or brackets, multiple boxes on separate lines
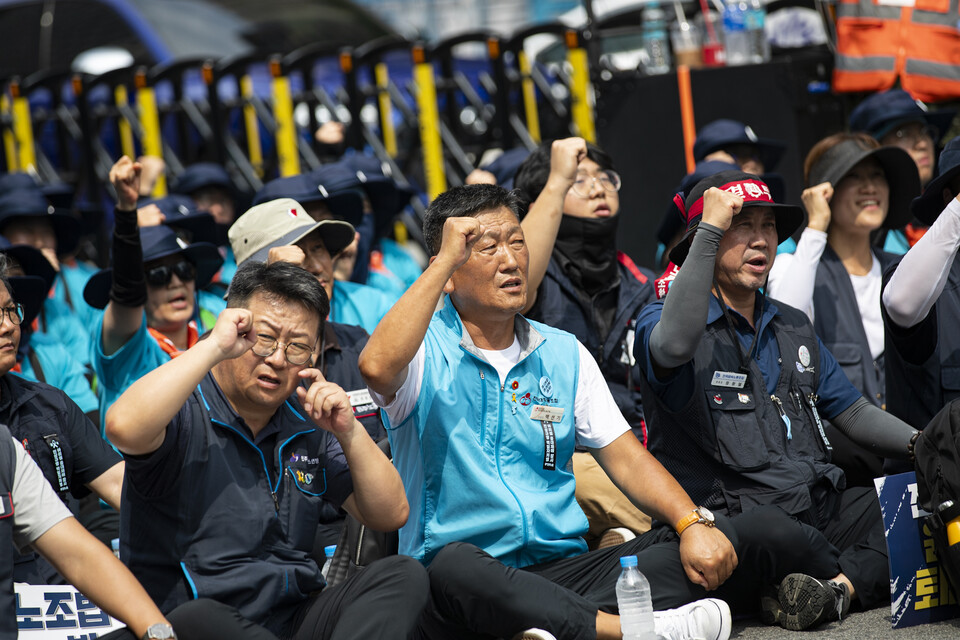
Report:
529,405,564,423
347,389,378,416
711,371,747,389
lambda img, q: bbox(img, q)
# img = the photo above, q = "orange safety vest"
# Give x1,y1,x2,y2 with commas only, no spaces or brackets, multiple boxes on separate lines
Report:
833,0,960,102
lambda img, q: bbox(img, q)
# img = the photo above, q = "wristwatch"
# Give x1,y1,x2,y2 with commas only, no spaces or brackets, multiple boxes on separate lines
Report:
141,623,176,640
675,506,716,536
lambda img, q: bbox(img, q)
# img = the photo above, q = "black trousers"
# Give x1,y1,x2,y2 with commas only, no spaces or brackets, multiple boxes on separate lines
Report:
728,486,888,610
102,556,428,640
415,514,747,640
413,499,884,640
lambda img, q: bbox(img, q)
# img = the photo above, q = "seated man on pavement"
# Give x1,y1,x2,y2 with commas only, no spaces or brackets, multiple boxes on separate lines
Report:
104,260,426,639
514,138,657,548
361,183,757,640
0,257,123,583
634,171,920,629
0,421,178,640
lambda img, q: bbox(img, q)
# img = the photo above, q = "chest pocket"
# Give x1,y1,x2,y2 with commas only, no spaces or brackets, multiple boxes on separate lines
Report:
282,455,328,551
708,390,770,472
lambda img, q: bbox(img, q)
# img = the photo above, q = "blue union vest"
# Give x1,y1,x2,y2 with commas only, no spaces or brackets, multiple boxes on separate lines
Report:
387,297,588,568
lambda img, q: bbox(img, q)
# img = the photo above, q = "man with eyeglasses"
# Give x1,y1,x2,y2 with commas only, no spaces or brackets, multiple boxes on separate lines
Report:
104,259,426,639
850,89,957,253
84,157,224,431
513,138,659,548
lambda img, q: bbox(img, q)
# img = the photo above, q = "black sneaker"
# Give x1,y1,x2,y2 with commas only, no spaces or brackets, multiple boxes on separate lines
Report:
759,584,783,626
774,573,851,631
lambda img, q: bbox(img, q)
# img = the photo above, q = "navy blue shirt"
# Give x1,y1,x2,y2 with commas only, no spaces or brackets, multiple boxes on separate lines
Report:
125,371,353,505
634,293,862,419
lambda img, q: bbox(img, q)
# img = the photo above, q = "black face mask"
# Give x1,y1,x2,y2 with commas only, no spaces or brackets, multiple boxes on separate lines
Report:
553,214,621,294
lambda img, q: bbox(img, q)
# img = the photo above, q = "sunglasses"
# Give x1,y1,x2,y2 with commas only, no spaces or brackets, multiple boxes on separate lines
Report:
145,260,196,287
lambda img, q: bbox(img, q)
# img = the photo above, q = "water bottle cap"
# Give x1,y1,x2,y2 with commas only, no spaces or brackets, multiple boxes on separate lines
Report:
111,538,120,551
619,555,639,567
324,544,337,558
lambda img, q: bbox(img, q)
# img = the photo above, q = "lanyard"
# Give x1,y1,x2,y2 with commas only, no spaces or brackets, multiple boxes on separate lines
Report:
712,279,762,379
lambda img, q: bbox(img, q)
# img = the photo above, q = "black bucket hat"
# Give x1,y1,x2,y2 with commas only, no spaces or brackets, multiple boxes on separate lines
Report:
0,236,56,292
912,136,960,225
849,89,956,144
170,162,233,195
693,119,786,172
669,170,804,266
6,275,48,328
83,225,223,309
0,188,82,255
807,139,920,231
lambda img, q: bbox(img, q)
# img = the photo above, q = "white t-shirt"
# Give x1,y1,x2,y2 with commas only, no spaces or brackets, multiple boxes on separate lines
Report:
11,438,72,552
370,337,630,450
849,256,884,360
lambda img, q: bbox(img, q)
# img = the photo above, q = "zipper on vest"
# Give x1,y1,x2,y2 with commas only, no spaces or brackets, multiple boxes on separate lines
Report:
806,393,832,452
771,394,792,440
271,490,280,513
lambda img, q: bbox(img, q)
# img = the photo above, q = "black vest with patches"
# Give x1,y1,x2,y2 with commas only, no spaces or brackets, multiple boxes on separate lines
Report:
642,303,845,528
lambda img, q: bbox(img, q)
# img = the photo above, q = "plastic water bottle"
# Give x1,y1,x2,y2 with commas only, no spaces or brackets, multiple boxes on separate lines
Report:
722,0,751,65
111,538,120,560
321,544,336,580
745,0,770,63
641,4,672,75
616,555,657,639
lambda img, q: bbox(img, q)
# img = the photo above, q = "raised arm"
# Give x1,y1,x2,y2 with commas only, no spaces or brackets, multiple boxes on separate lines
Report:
883,196,960,328
766,183,832,320
648,188,742,376
297,369,408,531
520,137,586,313
105,308,256,455
101,156,147,355
359,216,480,401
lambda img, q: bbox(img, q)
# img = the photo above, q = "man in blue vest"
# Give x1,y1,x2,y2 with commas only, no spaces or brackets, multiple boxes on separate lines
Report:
634,171,919,630
514,138,657,547
105,260,426,638
360,183,738,640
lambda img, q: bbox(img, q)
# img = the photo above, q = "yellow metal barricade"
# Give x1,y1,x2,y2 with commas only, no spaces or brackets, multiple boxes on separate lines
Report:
134,68,167,196
114,84,136,160
1,92,18,171
517,50,541,144
270,56,300,177
240,74,264,178
374,62,398,158
412,44,446,201
7,79,37,172
565,29,595,144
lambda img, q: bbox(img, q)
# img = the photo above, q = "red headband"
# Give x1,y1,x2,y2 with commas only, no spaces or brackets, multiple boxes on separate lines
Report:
683,179,774,226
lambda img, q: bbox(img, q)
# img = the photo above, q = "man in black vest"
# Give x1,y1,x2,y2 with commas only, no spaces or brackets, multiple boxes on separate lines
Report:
634,171,919,630
882,136,960,437
105,260,426,639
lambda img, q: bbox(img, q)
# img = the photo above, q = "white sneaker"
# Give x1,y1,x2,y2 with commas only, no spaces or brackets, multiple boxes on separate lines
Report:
653,598,731,640
511,629,556,640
